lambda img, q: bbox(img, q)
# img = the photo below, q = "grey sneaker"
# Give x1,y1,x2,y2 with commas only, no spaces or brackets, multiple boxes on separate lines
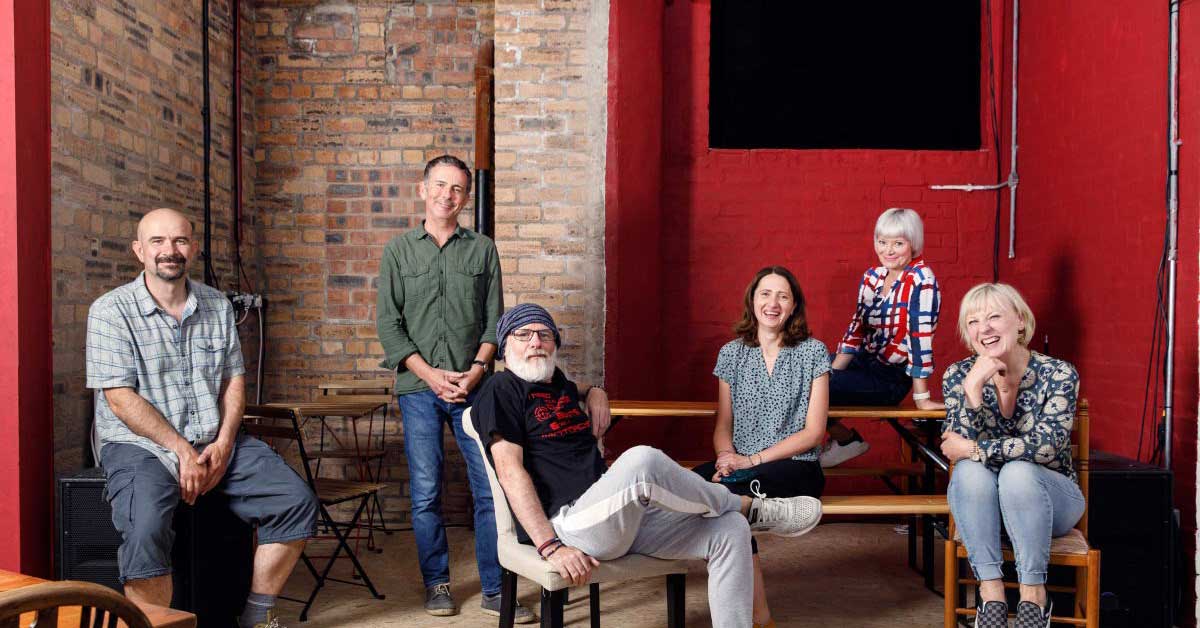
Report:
424,583,457,616
1014,600,1051,628
974,600,1008,628
747,480,822,537
481,592,538,624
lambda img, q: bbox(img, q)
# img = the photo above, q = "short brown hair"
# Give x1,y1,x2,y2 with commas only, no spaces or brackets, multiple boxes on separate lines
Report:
733,266,811,347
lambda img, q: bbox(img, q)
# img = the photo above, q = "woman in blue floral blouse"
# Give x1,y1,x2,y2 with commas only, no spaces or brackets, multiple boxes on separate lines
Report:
940,283,1084,628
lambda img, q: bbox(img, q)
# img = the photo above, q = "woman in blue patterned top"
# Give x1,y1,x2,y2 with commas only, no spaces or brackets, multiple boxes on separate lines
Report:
940,283,1084,628
693,266,829,628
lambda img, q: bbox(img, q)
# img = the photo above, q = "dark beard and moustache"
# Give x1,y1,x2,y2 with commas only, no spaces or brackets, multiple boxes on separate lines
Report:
154,254,187,280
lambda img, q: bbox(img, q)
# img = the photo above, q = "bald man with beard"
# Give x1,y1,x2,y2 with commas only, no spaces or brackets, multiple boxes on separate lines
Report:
86,208,317,628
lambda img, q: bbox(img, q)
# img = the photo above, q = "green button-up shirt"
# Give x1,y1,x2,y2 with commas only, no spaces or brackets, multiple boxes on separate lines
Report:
376,223,503,395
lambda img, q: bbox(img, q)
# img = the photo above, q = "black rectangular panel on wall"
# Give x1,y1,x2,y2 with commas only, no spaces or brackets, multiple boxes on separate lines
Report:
710,0,981,150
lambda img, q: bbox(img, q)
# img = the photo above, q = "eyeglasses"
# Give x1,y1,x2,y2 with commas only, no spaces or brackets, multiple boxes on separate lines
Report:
509,329,556,343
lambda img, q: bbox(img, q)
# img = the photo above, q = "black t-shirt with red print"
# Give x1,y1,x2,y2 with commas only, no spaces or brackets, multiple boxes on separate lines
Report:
471,368,606,543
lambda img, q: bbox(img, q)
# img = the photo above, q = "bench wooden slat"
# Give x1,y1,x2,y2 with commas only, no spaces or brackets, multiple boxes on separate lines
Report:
822,494,949,515
609,400,945,420
823,465,925,478
672,461,925,478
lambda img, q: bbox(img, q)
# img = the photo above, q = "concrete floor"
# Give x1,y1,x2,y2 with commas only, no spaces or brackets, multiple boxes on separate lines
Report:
276,522,945,627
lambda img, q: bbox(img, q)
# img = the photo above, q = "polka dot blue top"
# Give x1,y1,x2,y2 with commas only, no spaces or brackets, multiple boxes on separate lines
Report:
713,337,831,461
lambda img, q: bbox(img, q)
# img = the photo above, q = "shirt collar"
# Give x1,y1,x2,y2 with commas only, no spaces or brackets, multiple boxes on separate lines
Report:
416,220,474,242
133,271,197,318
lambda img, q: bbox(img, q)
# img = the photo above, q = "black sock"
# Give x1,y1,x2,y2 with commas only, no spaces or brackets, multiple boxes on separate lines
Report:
239,592,275,628
836,429,862,446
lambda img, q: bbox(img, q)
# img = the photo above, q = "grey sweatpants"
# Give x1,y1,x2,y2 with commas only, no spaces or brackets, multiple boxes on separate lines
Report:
550,446,753,628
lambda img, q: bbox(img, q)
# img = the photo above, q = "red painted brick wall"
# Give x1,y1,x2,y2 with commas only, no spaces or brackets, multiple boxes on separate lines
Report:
1009,1,1199,615
605,1,998,462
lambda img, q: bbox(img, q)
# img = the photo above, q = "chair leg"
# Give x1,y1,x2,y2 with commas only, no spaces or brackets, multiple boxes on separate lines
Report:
540,588,566,628
325,499,386,599
666,573,686,628
1085,550,1101,628
589,583,600,628
943,540,957,628
500,569,518,628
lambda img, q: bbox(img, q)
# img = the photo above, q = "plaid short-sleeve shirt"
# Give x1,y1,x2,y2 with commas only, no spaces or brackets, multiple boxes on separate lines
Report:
86,273,245,478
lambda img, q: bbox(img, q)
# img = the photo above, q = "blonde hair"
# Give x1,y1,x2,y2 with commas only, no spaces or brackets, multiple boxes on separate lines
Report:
874,208,925,255
956,283,1036,350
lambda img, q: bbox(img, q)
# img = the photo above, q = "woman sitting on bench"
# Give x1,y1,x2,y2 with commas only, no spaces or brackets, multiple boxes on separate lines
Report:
940,283,1084,628
692,265,828,628
823,207,944,467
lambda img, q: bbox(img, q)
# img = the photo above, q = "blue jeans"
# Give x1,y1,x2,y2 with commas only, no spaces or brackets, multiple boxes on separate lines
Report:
828,351,912,407
397,390,501,594
947,460,1086,584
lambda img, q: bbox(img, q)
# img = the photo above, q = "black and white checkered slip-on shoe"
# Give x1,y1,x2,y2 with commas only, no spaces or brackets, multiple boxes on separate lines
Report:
974,600,1008,628
1014,600,1052,628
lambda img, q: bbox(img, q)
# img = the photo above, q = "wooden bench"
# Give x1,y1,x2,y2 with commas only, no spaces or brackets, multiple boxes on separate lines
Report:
610,399,951,590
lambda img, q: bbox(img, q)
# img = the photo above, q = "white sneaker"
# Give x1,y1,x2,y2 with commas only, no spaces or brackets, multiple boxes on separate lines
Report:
747,480,822,537
819,438,870,468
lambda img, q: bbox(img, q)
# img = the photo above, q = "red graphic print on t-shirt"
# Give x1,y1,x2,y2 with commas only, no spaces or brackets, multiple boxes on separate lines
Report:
528,391,589,439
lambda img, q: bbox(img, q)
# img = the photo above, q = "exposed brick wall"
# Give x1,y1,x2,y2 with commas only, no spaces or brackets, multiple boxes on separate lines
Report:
50,0,259,472
493,0,609,386
251,0,494,526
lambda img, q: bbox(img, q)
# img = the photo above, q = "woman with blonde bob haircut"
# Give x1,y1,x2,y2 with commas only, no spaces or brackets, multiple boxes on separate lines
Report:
940,283,1084,628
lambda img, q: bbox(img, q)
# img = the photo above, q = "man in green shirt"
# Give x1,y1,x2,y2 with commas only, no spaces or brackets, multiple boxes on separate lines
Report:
376,155,533,621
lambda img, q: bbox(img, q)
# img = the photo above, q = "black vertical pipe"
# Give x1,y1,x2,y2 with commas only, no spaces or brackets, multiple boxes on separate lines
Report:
201,0,213,286
231,0,242,287
474,170,493,237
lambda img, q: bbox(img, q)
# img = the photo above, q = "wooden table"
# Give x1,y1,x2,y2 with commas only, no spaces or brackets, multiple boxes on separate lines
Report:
0,570,195,628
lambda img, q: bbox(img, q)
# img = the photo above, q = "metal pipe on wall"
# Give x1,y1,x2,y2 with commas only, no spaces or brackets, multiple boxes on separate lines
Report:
929,0,1020,258
201,0,213,286
1163,0,1180,469
1005,0,1019,259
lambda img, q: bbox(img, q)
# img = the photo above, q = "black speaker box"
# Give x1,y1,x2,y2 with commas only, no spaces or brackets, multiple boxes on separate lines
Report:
1088,451,1175,628
56,467,254,627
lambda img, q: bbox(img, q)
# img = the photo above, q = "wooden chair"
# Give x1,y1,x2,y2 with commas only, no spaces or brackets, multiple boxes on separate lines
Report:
944,400,1099,628
0,580,152,628
462,408,689,628
242,404,387,621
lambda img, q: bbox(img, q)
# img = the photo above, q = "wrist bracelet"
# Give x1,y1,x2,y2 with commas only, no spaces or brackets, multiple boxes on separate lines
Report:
912,391,931,401
542,543,563,560
537,537,561,557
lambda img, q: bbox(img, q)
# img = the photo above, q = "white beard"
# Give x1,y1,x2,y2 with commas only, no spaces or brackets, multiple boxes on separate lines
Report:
507,351,557,383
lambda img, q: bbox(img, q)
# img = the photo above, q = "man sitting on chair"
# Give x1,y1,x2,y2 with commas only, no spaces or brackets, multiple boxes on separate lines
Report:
471,304,824,628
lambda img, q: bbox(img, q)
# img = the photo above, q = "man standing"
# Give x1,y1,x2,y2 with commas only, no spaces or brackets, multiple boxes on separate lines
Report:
472,304,824,628
87,208,317,628
375,155,534,621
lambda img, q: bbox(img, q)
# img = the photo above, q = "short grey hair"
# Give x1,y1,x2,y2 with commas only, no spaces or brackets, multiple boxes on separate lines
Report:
874,208,925,255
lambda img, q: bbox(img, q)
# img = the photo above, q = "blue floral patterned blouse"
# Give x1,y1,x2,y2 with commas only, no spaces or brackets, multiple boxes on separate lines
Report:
714,337,831,462
941,351,1080,482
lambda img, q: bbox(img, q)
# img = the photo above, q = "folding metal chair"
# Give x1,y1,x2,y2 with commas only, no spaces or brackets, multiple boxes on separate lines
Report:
243,404,387,621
